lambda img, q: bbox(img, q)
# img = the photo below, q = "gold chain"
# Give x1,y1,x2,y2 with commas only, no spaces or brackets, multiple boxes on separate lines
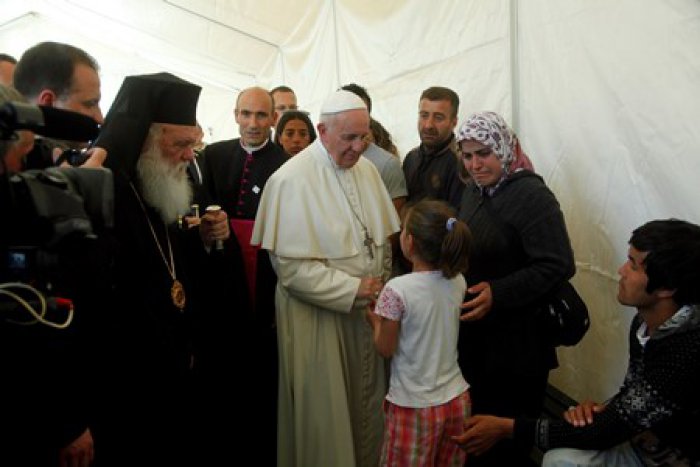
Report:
128,182,186,310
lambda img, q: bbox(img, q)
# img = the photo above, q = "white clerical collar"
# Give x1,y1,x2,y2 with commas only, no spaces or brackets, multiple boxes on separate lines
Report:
240,138,269,154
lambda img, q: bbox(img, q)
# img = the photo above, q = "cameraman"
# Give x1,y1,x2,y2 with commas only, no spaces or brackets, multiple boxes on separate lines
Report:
1,83,96,467
13,42,104,169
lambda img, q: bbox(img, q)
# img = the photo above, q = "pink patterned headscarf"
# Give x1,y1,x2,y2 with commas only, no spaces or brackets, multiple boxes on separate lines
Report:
456,111,534,175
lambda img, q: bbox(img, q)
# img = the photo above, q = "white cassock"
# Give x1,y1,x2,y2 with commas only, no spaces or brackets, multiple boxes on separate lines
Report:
252,139,400,467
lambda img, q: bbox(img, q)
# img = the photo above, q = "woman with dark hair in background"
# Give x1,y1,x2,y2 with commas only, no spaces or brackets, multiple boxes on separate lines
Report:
369,117,399,158
274,110,316,156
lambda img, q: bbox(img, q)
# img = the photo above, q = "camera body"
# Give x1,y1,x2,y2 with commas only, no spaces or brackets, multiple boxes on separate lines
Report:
1,101,114,332
1,101,110,294
2,166,114,299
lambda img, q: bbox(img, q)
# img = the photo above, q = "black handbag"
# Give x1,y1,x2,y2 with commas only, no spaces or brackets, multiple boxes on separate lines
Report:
477,197,590,347
539,280,590,346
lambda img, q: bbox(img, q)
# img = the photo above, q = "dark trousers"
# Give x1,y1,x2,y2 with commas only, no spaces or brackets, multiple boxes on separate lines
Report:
465,368,550,467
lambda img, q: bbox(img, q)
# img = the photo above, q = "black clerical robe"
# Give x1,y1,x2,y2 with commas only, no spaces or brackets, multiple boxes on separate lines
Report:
200,138,288,220
87,173,250,466
199,137,287,466
199,137,288,317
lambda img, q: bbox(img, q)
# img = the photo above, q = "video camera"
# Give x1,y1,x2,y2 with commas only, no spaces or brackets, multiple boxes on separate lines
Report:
1,102,112,326
0,101,100,142
1,101,100,168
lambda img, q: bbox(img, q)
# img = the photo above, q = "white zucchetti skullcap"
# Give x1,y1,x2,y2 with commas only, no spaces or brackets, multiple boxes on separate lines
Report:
320,90,367,116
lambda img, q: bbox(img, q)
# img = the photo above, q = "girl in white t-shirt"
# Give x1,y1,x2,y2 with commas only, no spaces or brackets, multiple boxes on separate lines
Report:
367,199,472,466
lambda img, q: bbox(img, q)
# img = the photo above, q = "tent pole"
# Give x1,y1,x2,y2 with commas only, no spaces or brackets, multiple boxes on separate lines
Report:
509,0,520,134
331,0,341,88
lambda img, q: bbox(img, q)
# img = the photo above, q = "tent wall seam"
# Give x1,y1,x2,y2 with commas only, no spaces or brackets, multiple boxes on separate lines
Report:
0,12,39,30
161,0,284,83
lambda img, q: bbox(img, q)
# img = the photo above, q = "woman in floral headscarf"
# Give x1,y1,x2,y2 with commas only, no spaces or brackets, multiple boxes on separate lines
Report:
456,111,575,466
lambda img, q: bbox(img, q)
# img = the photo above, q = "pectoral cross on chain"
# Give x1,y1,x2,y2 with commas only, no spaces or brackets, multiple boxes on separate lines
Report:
363,228,374,260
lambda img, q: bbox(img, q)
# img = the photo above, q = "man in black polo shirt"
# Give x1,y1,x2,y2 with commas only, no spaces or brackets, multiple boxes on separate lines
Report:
403,86,464,211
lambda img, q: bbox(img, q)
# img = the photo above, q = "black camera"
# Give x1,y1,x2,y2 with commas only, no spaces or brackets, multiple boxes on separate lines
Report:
56,148,90,167
0,101,99,142
3,167,114,290
1,102,110,319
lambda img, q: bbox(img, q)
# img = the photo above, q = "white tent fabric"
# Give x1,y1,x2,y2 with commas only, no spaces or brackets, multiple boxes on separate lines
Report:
2,0,700,403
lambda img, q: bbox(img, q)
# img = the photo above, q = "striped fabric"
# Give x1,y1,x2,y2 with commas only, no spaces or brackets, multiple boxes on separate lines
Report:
380,391,471,466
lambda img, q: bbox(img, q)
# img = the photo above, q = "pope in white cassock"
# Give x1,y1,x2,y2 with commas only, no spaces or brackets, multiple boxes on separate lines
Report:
252,90,400,467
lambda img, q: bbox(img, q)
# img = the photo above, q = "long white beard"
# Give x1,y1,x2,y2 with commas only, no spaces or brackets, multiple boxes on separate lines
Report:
136,146,192,224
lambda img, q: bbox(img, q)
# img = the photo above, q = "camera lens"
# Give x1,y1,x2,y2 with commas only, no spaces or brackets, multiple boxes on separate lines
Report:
57,149,89,167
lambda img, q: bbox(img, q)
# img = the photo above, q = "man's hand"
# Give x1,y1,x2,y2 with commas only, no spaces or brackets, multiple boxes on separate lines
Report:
199,208,229,248
460,282,493,321
59,428,94,467
357,276,383,301
183,216,201,228
80,147,107,168
563,401,606,427
452,415,513,456
55,147,107,168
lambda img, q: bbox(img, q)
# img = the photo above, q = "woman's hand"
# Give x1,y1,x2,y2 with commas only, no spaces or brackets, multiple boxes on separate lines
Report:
459,282,493,321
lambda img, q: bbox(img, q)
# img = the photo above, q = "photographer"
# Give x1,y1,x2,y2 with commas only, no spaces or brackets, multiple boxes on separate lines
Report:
1,84,97,467
13,42,104,169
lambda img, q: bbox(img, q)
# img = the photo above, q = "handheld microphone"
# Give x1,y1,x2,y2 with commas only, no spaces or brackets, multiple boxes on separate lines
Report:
0,102,99,141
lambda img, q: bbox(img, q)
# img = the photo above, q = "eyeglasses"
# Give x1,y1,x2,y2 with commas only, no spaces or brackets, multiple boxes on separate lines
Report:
460,147,493,161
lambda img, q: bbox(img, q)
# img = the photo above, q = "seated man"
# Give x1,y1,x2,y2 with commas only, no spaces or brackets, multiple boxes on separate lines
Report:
454,219,700,466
